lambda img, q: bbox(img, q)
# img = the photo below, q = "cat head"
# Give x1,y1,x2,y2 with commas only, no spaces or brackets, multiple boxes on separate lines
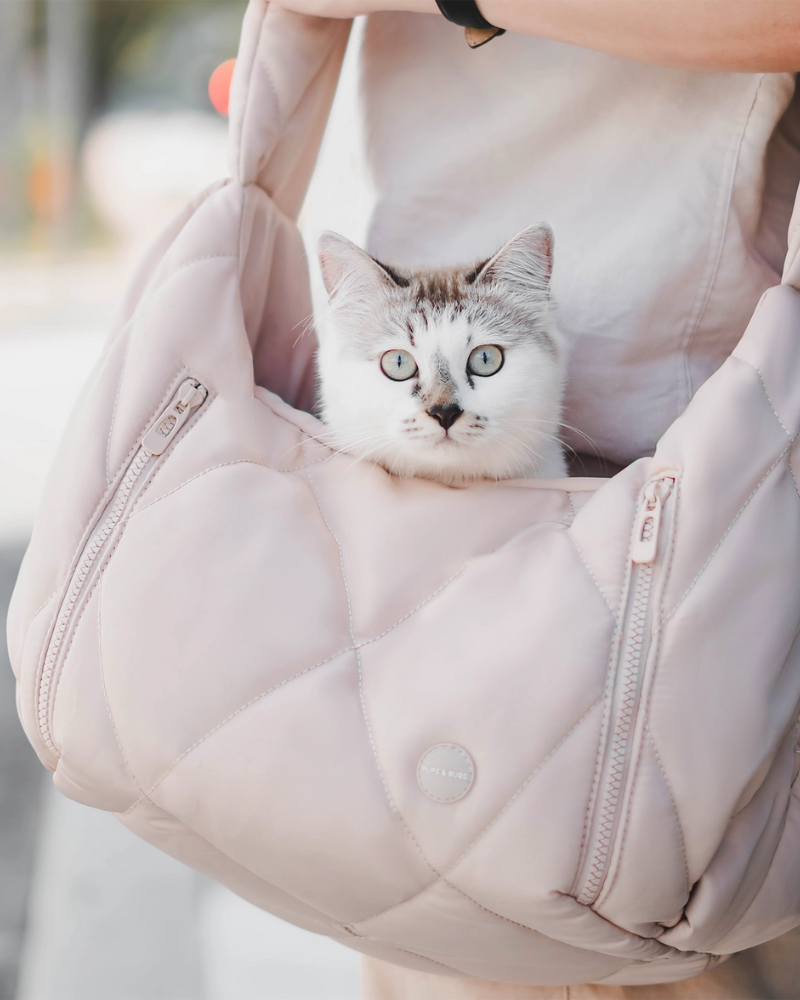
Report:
315,224,565,485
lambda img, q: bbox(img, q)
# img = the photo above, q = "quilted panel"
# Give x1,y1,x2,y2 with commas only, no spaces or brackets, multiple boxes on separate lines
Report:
9,0,800,985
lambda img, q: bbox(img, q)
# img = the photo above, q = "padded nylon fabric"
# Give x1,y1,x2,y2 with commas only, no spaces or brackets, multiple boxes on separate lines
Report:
7,0,800,986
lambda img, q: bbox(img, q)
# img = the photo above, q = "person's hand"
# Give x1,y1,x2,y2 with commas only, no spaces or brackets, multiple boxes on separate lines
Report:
272,0,437,17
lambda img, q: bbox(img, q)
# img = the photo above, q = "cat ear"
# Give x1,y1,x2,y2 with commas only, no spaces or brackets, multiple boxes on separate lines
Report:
473,224,553,293
318,232,406,304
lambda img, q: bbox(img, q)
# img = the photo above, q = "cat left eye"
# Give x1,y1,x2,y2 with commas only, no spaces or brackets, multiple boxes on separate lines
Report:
467,344,504,377
381,349,418,381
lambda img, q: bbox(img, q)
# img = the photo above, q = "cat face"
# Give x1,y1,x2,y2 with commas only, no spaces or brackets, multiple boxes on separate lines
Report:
315,225,566,485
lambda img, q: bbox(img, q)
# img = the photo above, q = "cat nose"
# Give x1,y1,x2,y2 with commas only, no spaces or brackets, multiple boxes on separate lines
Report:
427,404,463,431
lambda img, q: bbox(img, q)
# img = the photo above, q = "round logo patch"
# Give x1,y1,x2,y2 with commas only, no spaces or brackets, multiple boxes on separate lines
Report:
417,744,475,803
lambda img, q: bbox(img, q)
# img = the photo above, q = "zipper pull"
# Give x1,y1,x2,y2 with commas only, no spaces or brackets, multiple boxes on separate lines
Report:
142,378,208,457
631,477,674,565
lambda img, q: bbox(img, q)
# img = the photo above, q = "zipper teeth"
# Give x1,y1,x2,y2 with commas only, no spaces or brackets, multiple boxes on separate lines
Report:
578,518,657,905
37,447,150,751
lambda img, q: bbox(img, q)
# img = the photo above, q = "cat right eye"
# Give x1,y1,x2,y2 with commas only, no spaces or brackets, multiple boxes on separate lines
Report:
467,344,504,377
381,349,418,381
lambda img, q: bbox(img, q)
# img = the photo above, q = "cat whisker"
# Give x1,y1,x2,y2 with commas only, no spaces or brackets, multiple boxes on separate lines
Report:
557,420,602,458
323,432,392,463
290,311,316,349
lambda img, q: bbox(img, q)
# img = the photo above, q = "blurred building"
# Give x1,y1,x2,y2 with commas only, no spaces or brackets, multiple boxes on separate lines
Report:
0,0,244,252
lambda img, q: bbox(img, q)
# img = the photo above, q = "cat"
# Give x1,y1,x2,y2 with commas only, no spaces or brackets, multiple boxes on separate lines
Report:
315,224,567,486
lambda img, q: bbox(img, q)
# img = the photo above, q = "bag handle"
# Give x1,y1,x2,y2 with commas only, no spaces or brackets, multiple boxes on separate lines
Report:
783,182,800,288
228,0,351,220
234,4,800,303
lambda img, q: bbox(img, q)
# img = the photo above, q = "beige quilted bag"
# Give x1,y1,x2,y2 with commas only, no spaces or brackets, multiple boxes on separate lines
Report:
8,2,800,986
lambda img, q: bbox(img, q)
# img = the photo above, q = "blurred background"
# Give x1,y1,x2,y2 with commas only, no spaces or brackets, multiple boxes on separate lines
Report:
0,1,373,997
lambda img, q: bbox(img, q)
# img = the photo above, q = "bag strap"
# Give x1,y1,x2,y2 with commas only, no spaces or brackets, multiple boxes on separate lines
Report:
783,182,800,288
228,0,351,220
234,4,800,302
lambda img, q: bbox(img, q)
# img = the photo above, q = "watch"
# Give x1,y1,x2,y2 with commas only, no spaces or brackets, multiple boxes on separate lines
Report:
434,0,505,48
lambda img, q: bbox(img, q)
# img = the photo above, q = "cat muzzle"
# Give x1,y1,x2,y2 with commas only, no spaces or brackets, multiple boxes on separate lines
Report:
427,404,464,431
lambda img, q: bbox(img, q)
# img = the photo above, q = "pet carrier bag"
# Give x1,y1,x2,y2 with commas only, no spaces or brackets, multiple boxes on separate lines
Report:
8,1,800,986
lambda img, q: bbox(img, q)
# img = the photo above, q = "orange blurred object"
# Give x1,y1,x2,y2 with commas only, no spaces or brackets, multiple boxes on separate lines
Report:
209,59,236,116
28,156,74,223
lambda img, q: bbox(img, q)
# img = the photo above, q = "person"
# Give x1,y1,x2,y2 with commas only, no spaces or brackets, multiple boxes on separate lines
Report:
276,1,800,996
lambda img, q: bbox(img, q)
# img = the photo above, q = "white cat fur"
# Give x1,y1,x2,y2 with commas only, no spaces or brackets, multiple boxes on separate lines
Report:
315,225,566,486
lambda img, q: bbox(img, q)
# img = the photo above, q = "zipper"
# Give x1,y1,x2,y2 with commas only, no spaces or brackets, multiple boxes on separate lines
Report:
576,475,675,906
36,378,208,755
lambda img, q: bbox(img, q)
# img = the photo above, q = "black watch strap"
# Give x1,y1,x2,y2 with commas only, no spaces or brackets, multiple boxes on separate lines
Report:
435,1,505,47
435,0,494,29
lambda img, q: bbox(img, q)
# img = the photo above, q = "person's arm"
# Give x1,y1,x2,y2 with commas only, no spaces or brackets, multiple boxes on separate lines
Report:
273,0,800,72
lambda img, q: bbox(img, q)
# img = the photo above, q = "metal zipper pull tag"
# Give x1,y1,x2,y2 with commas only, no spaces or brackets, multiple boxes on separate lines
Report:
631,478,674,565
142,378,208,456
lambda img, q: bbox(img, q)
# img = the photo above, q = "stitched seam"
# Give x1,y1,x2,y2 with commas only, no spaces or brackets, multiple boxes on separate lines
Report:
443,882,553,937
417,745,473,802
353,698,602,927
129,460,268,518
119,798,345,927
680,76,765,405
597,481,681,907
47,522,135,752
564,491,577,525
353,879,440,926
365,880,672,968
107,456,582,823
97,586,147,798
731,355,793,437
304,453,439,878
122,391,217,517
648,727,691,894
658,440,795,629
788,451,800,508
104,369,192,492
446,698,603,873
23,597,62,737
40,372,205,753
278,453,334,473
105,317,135,486
574,656,618,899
22,589,60,651
123,645,355,814
355,569,465,648
448,884,686,962
606,485,689,899
566,529,619,625
122,562,480,813
597,715,648,906
30,366,173,702
44,390,211,736
256,390,328,443
642,488,689,895
660,478,681,630
572,490,640,900
149,253,239,296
